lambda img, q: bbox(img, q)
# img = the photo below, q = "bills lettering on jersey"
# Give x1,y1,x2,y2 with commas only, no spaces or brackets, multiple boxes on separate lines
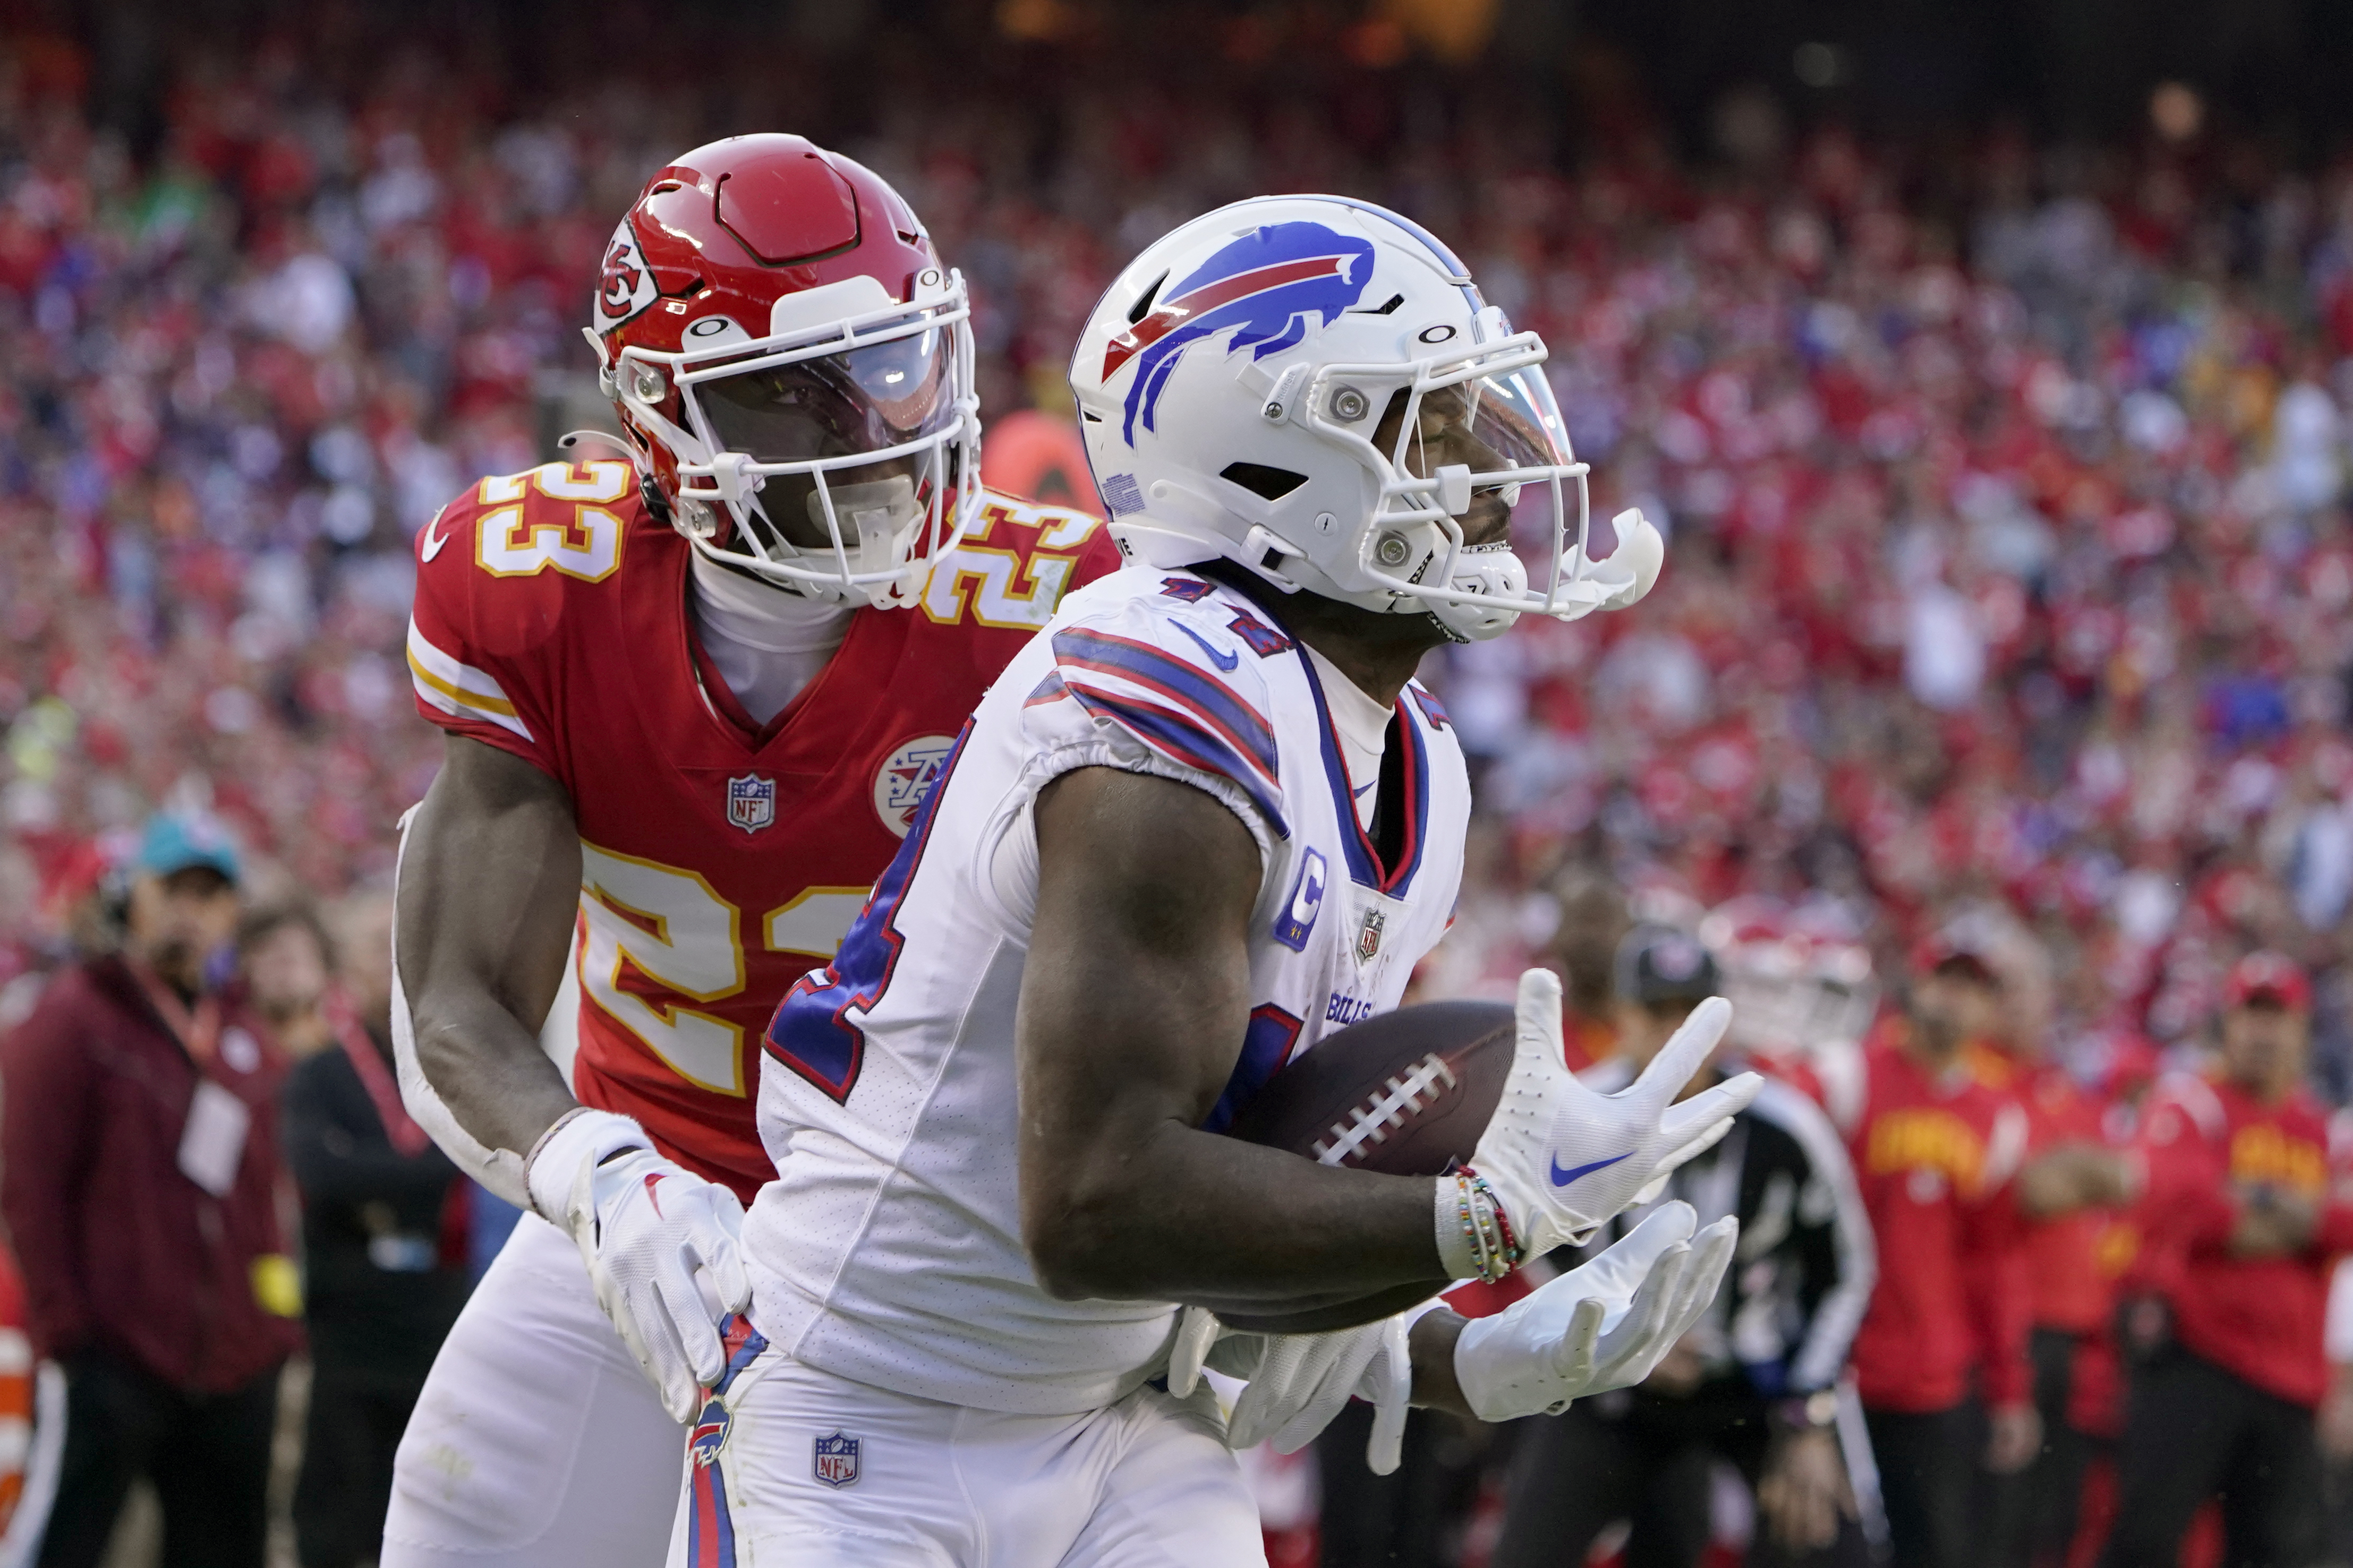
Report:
1325,991,1378,1026
405,463,1120,1201
726,774,777,834
872,734,957,838
812,1432,860,1488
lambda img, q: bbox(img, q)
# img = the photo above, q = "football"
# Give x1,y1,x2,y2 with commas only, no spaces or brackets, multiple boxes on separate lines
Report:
1215,999,1516,1334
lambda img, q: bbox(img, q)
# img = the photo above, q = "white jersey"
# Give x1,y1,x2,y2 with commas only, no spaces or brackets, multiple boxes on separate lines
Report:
741,565,1471,1415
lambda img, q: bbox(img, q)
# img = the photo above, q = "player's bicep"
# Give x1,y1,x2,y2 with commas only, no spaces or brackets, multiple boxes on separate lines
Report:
1018,766,1261,1157
398,734,582,1042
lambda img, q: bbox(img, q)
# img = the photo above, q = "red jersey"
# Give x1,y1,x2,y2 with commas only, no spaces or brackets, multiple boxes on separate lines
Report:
2134,1069,2353,1408
407,460,1118,1201
1968,1042,2119,1335
1842,1035,2033,1413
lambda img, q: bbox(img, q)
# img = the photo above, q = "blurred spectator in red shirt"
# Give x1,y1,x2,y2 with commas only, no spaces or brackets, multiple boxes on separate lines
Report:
1838,938,2036,1568
0,811,299,1568
2102,954,2347,1567
1963,926,2142,1568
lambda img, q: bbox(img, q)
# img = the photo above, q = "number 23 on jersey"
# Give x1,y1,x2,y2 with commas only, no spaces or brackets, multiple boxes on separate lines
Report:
577,844,865,1096
424,461,633,581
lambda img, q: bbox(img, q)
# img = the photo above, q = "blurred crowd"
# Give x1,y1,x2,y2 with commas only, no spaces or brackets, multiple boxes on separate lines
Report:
0,13,2340,1079
0,2,2347,1564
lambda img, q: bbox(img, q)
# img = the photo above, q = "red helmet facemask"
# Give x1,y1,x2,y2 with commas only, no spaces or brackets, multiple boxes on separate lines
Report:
586,134,979,609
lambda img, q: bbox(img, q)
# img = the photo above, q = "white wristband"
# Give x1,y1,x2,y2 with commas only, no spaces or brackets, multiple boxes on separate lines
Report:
524,1108,652,1229
1435,1177,1480,1280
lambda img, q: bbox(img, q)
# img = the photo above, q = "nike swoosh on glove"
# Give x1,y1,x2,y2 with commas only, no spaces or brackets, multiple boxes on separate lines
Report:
1167,1306,1421,1476
1469,970,1759,1261
526,1110,752,1423
1454,1200,1738,1422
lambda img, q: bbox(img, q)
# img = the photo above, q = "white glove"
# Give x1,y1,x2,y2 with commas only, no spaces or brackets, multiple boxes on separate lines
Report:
1468,970,1758,1262
526,1109,753,1422
1167,1306,1421,1475
1454,1200,1737,1421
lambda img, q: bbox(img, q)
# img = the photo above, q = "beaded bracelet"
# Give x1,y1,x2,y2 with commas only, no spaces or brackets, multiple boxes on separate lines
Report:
1451,1168,1524,1285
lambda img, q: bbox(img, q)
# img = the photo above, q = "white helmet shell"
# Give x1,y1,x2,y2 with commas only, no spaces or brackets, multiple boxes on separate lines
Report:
1069,195,1663,640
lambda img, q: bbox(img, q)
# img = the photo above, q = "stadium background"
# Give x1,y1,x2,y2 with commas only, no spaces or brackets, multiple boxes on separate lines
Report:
7,0,2353,1561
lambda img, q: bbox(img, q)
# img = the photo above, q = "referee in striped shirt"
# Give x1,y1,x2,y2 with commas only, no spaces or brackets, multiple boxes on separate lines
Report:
1491,924,1879,1568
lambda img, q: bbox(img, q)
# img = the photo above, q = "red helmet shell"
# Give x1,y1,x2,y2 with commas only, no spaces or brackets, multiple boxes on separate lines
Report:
591,134,944,507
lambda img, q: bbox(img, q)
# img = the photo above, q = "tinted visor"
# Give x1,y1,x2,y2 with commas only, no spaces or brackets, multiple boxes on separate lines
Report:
1387,367,1577,563
700,329,957,464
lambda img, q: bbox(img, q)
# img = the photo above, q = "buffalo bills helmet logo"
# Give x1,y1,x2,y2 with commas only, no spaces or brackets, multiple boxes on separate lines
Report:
1102,221,1376,443
688,1395,731,1467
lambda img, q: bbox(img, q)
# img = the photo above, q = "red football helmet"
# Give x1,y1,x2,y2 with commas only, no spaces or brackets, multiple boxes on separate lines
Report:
585,134,979,608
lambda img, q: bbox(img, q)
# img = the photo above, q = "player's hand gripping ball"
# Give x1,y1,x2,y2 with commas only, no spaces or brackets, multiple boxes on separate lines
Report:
1219,998,1517,1333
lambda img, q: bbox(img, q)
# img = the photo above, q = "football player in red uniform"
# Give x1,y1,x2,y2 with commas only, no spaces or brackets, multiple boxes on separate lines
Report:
382,135,1116,1568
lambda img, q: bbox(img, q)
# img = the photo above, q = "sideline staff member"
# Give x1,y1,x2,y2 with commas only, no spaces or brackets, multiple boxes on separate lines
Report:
2103,953,2345,1567
0,813,300,1568
1493,927,1878,1568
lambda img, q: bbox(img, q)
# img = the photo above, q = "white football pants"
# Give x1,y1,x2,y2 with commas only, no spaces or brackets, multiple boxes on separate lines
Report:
669,1321,1266,1567
383,1213,684,1566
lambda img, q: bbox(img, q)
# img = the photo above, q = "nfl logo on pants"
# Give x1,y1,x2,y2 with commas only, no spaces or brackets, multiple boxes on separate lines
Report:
812,1430,860,1488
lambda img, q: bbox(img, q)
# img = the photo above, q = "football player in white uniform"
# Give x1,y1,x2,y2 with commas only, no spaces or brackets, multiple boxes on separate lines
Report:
681,197,1760,1567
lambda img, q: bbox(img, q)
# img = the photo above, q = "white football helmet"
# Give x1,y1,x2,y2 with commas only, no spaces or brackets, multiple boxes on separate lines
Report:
1699,895,1880,1056
1069,195,1662,641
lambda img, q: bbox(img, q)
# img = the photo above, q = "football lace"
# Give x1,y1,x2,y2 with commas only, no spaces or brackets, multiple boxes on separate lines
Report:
1311,1054,1459,1167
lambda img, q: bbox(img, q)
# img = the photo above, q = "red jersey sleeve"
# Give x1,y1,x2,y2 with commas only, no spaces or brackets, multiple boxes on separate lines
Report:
1068,512,1126,589
406,461,638,783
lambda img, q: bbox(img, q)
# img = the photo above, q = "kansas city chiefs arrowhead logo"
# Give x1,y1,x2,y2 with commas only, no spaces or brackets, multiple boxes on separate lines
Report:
595,218,658,331
600,243,641,311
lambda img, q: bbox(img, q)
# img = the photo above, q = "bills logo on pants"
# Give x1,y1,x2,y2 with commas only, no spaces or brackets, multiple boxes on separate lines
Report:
686,1316,768,1568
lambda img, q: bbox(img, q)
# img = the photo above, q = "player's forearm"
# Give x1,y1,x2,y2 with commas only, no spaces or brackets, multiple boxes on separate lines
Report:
396,738,586,1165
1405,1308,1472,1417
1024,1118,1450,1308
408,989,577,1156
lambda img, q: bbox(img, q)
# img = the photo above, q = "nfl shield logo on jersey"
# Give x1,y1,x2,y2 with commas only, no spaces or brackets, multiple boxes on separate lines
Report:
872,734,957,838
726,773,777,835
812,1430,861,1488
1356,906,1386,963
